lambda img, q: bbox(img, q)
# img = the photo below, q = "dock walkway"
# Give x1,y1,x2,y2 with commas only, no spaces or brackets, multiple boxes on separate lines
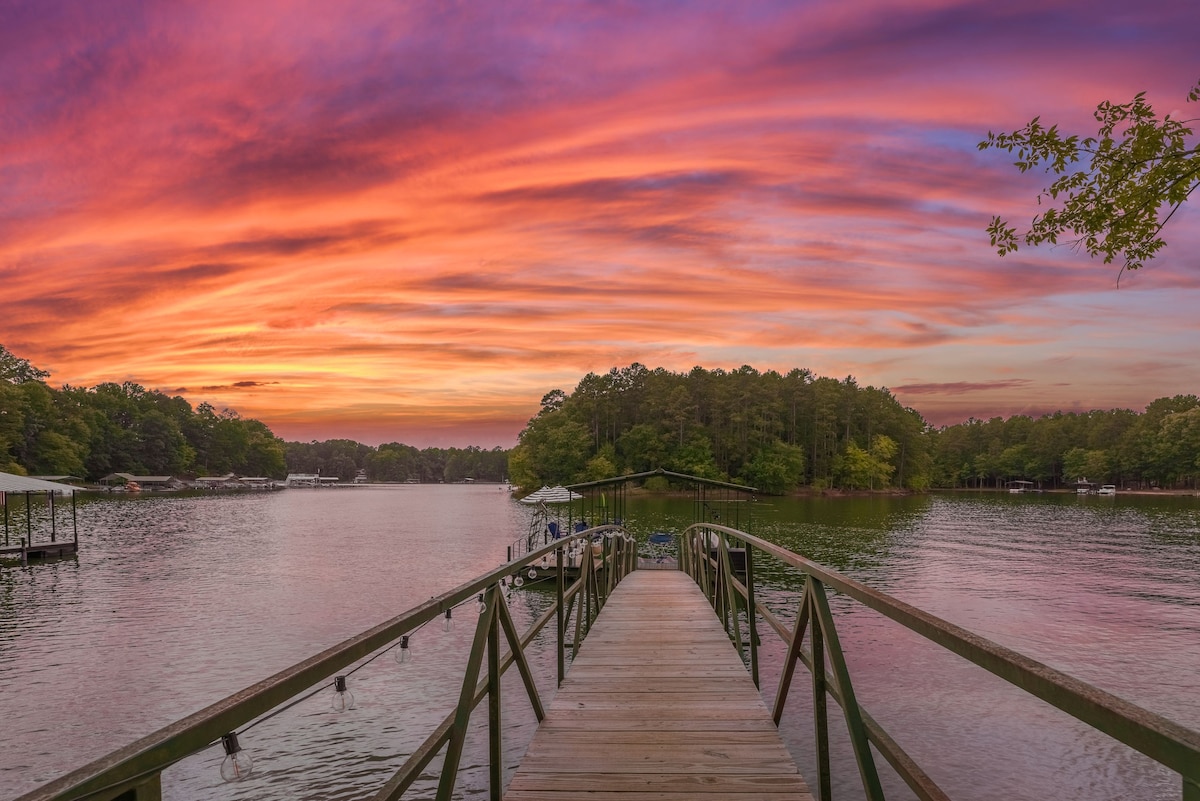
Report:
505,569,813,800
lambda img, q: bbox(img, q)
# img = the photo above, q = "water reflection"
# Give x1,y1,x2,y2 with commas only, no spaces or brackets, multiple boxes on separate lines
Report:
2,488,1197,801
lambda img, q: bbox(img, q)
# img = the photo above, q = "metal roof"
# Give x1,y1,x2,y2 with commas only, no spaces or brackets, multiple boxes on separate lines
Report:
0,472,78,494
567,468,756,494
519,485,583,504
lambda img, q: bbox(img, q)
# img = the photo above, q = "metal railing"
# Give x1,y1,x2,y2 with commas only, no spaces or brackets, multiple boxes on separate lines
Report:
15,526,638,801
680,523,1200,801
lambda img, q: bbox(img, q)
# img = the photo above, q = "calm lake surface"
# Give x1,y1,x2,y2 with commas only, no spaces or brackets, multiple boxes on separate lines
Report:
2,486,1197,800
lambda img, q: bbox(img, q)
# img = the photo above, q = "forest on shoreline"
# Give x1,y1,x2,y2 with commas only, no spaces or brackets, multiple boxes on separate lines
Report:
0,345,507,484
2,347,1198,493
510,365,1200,493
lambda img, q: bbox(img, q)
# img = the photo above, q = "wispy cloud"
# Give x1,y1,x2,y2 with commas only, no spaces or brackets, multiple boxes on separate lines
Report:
2,0,1198,445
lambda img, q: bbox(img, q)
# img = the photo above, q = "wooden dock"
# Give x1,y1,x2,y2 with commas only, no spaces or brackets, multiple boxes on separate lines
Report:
505,569,813,800
0,540,77,561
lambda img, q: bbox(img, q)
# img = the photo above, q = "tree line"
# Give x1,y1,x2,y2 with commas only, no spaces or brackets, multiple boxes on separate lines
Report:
509,363,1200,493
285,439,509,483
508,364,933,493
930,395,1200,490
5,345,1198,492
0,345,506,483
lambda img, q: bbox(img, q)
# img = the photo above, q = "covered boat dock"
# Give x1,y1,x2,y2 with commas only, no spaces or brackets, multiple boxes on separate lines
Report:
0,472,80,563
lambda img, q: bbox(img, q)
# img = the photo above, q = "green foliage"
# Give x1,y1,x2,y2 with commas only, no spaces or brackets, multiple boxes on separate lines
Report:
834,435,896,490
929,399,1200,490
980,80,1200,275
1062,447,1110,483
0,347,296,480
642,475,671,492
512,363,927,493
740,441,806,494
0,344,51,384
507,412,592,489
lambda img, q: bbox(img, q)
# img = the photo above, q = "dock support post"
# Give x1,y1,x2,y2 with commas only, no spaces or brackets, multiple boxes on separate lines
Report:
487,588,502,801
1185,774,1199,801
746,542,760,688
556,544,565,685
811,600,832,801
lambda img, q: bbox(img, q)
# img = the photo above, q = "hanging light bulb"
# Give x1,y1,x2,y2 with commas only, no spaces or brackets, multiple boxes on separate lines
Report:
527,566,538,580
331,675,356,712
443,608,454,632
476,593,487,615
395,634,412,664
219,732,254,782
512,574,524,588
539,556,549,569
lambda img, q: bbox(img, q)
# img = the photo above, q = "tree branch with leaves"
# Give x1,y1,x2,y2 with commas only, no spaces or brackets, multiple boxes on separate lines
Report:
979,80,1200,279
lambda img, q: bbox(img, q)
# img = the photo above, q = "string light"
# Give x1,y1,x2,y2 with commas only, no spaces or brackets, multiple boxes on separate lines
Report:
219,732,254,782
443,608,454,632
331,676,356,712
476,593,487,615
395,634,412,664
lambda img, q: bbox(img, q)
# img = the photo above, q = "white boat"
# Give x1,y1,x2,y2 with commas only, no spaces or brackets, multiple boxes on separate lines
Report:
1098,485,1117,496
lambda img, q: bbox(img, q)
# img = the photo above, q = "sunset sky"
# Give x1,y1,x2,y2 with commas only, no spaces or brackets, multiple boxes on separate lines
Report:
3,1,1198,447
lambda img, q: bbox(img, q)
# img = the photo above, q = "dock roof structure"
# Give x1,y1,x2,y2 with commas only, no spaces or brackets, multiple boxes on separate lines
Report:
0,472,78,494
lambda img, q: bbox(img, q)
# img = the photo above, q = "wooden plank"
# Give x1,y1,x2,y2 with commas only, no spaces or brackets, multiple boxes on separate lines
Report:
503,570,813,800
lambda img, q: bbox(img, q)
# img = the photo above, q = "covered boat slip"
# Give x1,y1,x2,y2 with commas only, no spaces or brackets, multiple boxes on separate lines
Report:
505,569,813,801
0,471,79,561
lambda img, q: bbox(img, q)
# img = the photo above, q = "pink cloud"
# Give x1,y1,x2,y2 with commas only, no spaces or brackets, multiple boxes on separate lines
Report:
2,1,1198,446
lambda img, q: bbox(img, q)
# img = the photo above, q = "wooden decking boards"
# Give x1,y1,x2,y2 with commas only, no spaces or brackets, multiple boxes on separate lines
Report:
504,569,813,800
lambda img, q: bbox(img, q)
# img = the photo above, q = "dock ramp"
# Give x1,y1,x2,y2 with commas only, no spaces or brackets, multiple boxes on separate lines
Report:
505,569,813,800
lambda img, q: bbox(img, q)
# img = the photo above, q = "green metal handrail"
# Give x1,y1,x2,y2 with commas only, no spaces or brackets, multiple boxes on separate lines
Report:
681,523,1200,801
14,525,638,801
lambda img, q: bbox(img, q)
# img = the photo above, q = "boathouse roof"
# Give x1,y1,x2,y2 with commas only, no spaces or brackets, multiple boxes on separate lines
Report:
0,471,78,494
100,472,176,484
567,467,756,494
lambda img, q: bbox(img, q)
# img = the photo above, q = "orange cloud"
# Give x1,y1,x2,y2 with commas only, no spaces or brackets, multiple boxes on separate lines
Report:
3,1,1198,445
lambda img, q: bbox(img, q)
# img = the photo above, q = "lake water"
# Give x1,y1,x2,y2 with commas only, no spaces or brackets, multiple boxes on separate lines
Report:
1,487,1197,800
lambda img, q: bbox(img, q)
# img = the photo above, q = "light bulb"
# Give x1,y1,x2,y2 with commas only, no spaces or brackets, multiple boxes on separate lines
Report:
443,609,454,632
395,635,412,664
476,593,486,615
540,556,549,569
220,732,254,782
527,567,538,579
512,575,524,588
331,675,356,712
